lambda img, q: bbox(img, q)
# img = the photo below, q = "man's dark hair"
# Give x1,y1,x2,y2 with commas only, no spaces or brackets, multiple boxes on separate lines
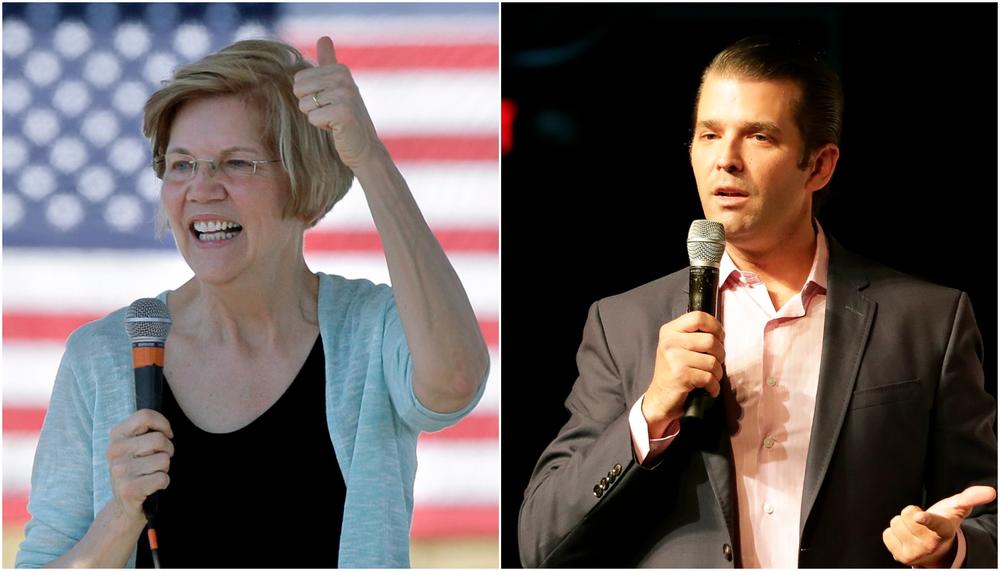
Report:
693,36,844,172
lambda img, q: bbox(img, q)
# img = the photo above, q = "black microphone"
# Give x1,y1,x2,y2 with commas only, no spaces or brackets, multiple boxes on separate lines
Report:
124,298,171,568
683,220,726,420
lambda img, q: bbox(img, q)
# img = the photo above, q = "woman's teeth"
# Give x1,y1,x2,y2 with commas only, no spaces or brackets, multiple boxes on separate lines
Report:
199,231,238,241
193,220,240,232
193,220,242,241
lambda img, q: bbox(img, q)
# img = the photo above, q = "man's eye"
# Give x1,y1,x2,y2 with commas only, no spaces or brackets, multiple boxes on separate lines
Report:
752,134,770,142
169,161,193,172
700,133,718,140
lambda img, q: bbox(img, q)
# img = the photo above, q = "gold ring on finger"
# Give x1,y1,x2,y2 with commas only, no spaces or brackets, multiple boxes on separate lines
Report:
312,93,322,108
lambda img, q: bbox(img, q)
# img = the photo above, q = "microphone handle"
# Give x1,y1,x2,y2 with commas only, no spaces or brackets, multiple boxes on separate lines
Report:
684,266,719,419
133,344,165,519
134,364,164,411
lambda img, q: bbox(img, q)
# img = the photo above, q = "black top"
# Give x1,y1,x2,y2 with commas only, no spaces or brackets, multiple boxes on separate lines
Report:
137,336,345,568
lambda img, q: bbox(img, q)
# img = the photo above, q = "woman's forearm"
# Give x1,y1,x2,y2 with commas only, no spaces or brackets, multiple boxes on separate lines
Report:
45,500,146,568
354,144,489,413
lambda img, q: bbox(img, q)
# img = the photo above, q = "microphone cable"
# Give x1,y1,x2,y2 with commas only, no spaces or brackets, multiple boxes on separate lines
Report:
145,512,161,568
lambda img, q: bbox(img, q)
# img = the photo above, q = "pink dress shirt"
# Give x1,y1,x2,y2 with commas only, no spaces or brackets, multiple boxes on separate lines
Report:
629,227,965,567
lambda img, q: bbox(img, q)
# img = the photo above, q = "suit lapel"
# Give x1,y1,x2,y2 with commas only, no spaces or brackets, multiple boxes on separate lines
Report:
799,238,875,537
701,419,738,543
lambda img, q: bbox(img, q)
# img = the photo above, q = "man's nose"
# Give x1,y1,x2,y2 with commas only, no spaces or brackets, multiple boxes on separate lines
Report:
715,137,743,173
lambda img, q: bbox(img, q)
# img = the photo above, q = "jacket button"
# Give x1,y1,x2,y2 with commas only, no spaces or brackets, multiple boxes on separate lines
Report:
612,463,623,476
723,543,733,561
599,477,609,489
607,469,616,481
593,485,604,498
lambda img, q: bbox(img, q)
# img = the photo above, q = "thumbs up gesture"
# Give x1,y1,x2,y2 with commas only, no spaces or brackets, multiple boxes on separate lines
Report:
882,485,996,567
292,36,382,170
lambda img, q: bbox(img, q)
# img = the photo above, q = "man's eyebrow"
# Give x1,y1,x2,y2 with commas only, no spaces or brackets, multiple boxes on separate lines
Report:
743,121,782,134
695,120,723,132
695,120,783,134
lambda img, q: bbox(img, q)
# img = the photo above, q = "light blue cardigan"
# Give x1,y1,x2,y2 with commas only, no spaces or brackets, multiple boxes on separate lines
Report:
16,273,486,568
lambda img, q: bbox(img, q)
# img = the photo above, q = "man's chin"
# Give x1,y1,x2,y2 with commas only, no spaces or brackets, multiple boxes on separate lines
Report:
701,212,746,237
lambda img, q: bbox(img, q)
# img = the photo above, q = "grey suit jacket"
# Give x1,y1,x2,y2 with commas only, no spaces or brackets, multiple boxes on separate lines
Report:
519,237,997,568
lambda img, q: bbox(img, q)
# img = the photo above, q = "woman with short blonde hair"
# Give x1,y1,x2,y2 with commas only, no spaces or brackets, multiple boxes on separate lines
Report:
17,36,488,568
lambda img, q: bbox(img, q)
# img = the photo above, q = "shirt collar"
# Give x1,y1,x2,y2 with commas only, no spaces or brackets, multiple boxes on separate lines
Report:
718,220,829,292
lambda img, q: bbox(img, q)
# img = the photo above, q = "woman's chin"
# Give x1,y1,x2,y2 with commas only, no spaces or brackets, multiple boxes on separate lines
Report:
184,261,245,288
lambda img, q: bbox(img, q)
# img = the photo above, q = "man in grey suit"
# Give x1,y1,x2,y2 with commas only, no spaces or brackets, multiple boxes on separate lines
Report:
518,37,997,568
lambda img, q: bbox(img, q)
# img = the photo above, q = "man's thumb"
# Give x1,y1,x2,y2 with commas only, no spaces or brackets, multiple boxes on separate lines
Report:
925,485,997,524
951,485,997,512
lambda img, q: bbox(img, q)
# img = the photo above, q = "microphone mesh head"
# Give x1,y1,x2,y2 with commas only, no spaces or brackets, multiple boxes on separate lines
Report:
124,298,172,342
687,220,726,267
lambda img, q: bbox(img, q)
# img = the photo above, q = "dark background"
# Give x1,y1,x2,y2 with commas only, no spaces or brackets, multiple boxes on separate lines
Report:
500,3,998,567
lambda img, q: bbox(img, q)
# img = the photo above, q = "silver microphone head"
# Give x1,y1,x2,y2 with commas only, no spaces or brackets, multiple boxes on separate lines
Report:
124,298,172,343
687,220,726,268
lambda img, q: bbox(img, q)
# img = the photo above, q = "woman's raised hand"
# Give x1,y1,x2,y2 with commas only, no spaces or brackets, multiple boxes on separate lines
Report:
293,36,383,169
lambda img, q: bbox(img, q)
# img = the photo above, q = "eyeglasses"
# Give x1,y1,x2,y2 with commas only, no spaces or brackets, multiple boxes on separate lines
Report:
152,153,283,182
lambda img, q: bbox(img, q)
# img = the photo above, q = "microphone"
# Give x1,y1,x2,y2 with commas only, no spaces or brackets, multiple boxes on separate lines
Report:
683,220,725,420
124,298,171,568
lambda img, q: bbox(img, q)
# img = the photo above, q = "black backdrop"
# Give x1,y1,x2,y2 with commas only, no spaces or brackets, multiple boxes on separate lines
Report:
500,3,998,567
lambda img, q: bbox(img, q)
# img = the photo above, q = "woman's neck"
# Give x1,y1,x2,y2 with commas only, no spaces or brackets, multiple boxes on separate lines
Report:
169,265,319,350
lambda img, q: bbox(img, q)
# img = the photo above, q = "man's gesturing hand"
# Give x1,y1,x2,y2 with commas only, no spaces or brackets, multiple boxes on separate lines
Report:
641,311,725,438
882,485,996,567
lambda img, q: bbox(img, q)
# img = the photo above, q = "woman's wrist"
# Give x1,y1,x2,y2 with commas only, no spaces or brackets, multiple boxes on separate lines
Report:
46,500,148,567
348,139,392,179
105,499,148,536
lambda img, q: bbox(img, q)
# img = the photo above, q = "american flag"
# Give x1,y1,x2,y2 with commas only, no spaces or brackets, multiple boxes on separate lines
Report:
2,3,498,566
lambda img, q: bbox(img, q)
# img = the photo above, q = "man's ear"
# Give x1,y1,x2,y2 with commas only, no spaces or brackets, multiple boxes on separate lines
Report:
805,143,840,193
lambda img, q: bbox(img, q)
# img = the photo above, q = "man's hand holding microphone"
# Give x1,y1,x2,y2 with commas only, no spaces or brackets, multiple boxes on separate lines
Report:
641,220,727,440
641,312,726,439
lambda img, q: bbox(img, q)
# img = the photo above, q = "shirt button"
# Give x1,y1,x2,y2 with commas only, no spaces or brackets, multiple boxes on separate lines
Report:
767,377,777,387
764,502,774,514
763,437,775,449
722,543,733,561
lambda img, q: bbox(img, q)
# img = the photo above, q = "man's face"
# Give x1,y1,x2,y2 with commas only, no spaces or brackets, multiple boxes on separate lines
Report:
690,73,817,249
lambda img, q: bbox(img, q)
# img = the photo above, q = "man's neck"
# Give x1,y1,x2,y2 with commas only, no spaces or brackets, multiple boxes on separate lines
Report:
726,221,818,311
